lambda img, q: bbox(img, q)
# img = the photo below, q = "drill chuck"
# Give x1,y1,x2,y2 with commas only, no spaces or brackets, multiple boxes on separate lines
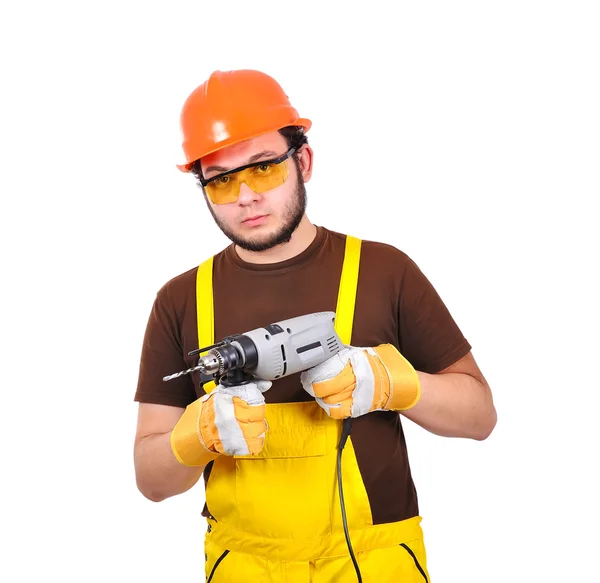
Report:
199,337,258,375
196,351,223,375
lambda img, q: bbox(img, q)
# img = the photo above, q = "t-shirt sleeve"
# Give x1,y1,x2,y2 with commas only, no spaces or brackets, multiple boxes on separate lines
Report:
398,255,472,374
134,283,197,407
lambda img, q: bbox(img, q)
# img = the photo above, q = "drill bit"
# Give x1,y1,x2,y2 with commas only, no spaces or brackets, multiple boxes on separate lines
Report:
163,363,205,381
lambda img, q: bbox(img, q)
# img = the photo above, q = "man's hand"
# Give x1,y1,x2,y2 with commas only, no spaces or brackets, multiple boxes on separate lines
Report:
170,380,272,466
300,344,421,420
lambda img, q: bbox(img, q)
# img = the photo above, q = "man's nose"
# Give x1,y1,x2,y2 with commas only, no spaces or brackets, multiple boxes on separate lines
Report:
236,181,262,206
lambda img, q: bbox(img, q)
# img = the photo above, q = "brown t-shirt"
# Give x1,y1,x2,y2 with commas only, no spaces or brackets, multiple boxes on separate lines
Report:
134,225,471,523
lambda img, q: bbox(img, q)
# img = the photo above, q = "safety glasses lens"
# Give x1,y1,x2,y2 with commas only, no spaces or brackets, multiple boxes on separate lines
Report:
205,158,290,204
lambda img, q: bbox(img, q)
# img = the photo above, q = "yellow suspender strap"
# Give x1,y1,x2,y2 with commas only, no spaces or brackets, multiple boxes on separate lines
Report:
335,235,362,345
196,256,215,348
196,256,216,392
195,235,362,390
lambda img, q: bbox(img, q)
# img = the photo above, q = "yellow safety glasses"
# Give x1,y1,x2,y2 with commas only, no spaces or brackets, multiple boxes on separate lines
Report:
200,147,296,204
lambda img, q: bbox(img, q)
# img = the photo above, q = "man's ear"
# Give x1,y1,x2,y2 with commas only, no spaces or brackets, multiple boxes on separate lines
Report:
297,144,313,182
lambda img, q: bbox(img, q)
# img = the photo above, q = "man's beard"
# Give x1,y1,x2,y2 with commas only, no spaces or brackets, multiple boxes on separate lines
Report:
205,168,307,252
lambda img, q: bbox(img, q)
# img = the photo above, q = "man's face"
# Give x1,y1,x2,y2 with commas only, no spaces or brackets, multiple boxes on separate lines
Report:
200,131,311,252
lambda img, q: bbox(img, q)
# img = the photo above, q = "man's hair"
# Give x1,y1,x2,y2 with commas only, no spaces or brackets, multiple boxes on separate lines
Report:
278,125,309,153
189,126,308,188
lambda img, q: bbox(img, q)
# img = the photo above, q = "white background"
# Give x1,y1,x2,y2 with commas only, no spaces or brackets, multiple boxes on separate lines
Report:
1,1,599,581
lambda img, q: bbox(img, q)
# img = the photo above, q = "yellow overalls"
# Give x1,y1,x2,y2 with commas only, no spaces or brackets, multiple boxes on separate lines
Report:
196,236,431,582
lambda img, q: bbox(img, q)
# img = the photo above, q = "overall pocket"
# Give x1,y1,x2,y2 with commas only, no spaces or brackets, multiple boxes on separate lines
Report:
204,402,373,543
399,541,429,582
353,537,430,583
234,403,330,539
206,548,229,583
204,532,270,582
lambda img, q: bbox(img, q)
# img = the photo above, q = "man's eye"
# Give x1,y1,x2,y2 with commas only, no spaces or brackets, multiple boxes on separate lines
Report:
211,176,230,188
255,164,273,173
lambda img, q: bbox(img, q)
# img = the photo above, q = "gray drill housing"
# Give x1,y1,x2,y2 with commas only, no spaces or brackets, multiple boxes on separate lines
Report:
228,311,343,380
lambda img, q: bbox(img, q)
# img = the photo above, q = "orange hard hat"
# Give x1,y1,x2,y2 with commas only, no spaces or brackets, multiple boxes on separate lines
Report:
176,69,312,172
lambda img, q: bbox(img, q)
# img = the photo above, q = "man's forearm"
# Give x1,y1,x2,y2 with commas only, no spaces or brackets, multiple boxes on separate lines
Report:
401,371,497,440
134,431,206,502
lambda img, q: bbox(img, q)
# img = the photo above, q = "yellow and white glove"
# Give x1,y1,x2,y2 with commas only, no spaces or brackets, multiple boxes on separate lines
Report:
300,344,420,420
170,380,272,466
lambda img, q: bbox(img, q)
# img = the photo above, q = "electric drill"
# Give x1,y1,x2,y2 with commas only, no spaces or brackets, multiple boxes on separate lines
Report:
163,311,343,387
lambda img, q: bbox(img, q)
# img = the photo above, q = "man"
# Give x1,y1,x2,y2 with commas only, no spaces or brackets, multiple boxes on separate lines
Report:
133,69,497,582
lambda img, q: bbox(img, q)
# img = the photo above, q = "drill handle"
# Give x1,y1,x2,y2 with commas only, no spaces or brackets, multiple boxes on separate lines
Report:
219,369,255,387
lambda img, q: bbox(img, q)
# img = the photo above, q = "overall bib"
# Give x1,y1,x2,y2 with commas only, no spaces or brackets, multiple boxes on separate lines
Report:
196,236,431,582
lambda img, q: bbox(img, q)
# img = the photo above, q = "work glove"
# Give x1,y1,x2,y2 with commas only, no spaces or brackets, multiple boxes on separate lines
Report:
170,380,272,466
300,344,420,420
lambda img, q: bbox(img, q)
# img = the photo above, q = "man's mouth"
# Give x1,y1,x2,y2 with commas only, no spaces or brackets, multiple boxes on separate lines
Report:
242,214,268,226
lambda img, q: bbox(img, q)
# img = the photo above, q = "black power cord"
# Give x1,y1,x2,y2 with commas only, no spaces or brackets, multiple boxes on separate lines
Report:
337,417,363,582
